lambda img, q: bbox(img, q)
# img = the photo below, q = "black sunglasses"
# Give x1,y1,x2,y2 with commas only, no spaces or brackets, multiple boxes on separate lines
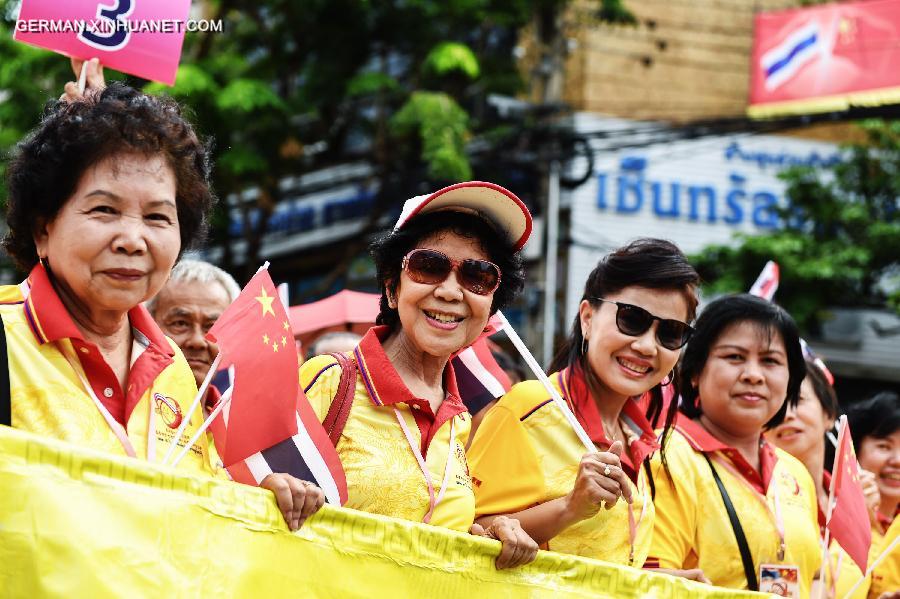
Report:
592,298,694,350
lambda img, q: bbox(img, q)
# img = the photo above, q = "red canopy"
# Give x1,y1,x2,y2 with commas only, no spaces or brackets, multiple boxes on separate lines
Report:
288,290,380,348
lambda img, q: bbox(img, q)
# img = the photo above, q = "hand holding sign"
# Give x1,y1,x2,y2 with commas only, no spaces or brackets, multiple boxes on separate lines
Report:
60,57,106,102
15,0,191,85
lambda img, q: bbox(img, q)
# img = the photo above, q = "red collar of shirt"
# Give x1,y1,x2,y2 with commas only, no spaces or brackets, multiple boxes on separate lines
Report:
24,263,172,352
354,325,466,454
24,263,175,425
558,364,660,481
675,413,777,495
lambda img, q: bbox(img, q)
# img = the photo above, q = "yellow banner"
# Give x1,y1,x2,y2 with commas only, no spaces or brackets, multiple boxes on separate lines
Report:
0,426,762,598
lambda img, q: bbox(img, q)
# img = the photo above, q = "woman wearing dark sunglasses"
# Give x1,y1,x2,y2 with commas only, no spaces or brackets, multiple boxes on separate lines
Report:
299,181,540,569
467,238,699,568
647,294,822,597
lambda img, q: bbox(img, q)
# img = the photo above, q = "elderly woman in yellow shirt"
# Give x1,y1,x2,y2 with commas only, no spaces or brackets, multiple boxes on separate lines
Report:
300,182,539,568
0,76,320,531
648,294,821,598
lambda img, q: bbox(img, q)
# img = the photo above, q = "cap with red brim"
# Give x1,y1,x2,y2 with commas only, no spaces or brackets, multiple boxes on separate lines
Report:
394,181,533,251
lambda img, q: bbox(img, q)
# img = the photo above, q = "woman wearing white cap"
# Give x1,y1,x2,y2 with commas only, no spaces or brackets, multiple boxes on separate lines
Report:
300,182,539,569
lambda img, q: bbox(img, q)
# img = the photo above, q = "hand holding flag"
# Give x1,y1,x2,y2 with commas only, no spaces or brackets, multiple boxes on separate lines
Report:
172,267,347,506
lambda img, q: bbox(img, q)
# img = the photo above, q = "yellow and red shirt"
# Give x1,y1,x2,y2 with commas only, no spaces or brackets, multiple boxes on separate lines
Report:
869,514,899,597
829,510,898,599
467,365,658,565
299,326,475,532
1,264,215,476
648,416,821,598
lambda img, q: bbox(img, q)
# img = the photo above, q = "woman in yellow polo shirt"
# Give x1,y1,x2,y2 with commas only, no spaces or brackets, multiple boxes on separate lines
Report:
467,238,700,570
846,392,900,598
767,362,883,598
300,182,539,569
648,294,821,598
1,77,320,530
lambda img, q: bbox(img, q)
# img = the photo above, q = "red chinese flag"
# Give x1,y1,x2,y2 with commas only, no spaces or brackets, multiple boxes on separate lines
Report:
206,269,299,466
827,415,873,573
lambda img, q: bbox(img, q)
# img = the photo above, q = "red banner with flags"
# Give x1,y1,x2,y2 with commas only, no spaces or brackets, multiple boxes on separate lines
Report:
749,0,900,118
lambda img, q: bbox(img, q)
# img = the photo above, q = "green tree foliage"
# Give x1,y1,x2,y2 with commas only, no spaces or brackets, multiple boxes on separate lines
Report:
0,0,632,283
0,0,537,278
692,120,900,332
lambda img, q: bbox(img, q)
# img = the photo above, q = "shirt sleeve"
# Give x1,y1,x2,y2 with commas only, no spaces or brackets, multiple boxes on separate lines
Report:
647,437,697,569
299,354,343,422
467,400,546,517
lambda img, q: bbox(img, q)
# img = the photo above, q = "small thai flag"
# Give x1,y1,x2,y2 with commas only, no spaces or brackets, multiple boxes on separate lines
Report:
761,21,821,91
452,316,512,415
223,395,349,507
453,337,512,415
749,260,780,301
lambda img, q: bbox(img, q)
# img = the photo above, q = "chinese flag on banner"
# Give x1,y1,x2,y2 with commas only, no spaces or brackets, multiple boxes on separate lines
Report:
206,269,300,466
826,415,873,573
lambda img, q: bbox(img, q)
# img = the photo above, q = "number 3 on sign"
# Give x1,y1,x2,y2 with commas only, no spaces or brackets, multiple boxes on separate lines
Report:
78,0,135,51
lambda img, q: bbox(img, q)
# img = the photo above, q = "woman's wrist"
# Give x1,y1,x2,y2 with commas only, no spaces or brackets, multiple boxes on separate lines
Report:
560,492,590,527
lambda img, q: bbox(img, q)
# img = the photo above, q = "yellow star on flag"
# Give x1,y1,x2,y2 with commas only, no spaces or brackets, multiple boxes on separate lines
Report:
283,320,290,331
255,287,276,318
272,342,279,353
281,336,287,347
263,333,270,345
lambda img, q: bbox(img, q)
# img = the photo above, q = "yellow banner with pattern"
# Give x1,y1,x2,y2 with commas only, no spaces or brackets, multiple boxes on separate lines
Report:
0,426,763,598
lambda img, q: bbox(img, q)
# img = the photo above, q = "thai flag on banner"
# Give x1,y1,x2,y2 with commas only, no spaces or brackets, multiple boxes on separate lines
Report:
452,315,512,415
749,260,780,301
761,21,821,91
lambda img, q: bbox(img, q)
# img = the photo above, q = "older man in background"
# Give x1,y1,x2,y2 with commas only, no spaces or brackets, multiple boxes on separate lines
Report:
147,260,240,415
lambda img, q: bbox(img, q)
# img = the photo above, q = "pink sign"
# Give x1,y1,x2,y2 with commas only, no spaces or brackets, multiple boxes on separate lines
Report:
14,0,192,85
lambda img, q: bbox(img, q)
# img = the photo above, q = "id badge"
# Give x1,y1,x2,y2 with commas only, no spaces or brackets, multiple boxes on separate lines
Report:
759,564,800,598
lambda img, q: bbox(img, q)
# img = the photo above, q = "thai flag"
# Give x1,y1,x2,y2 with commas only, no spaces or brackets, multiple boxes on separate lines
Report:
761,21,821,91
801,339,835,386
452,316,512,415
219,391,349,507
749,260,780,301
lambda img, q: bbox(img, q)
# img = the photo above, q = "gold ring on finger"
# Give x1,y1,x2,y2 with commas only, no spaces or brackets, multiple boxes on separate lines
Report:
603,465,611,476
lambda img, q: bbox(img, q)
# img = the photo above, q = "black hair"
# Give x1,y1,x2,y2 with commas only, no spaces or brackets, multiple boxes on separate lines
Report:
4,82,215,270
678,294,807,429
550,238,700,459
803,359,840,421
369,210,526,330
847,391,900,452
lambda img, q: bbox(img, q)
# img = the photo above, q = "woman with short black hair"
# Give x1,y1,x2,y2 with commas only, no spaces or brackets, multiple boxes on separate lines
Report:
844,392,900,598
648,294,821,596
300,182,538,569
1,82,322,531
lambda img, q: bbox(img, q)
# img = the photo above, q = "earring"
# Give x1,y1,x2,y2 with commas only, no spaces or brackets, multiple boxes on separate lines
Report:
38,255,48,270
581,338,588,355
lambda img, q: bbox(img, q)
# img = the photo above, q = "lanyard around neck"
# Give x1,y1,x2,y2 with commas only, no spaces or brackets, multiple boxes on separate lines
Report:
712,454,786,561
59,341,155,461
393,406,456,524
